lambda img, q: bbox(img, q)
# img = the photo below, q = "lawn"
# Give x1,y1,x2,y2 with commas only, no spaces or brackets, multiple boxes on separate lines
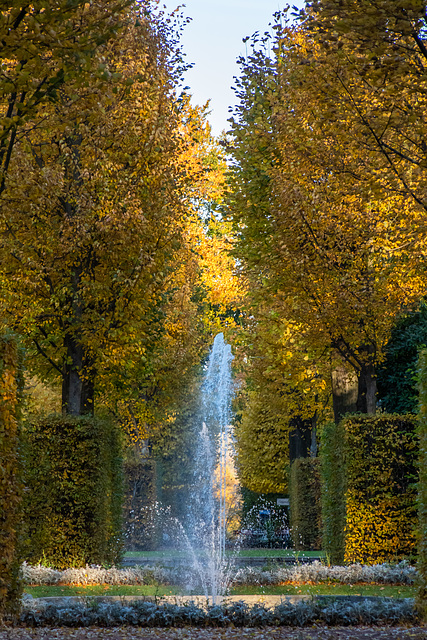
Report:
25,585,182,598
24,583,415,599
229,583,415,598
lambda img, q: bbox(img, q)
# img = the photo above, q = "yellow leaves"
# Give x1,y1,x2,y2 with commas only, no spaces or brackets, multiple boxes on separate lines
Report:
0,4,229,410
0,335,23,614
229,11,427,418
196,220,244,314
345,493,417,564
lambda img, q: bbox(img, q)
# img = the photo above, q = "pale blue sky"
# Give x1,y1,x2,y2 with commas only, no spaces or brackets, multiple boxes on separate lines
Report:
160,1,305,135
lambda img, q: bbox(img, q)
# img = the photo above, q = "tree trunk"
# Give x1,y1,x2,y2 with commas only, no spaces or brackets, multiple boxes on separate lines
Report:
310,415,318,457
356,364,377,415
62,334,95,415
331,359,358,424
289,416,313,462
331,353,377,421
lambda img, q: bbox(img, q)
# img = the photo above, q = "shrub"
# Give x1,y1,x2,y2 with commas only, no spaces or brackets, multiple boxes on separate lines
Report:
320,415,418,565
377,303,427,414
417,349,427,617
319,421,346,565
22,415,124,569
0,334,24,619
289,457,322,550
343,414,418,564
19,598,417,628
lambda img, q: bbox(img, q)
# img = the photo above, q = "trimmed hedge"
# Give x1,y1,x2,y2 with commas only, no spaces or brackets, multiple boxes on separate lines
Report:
289,457,322,550
417,349,427,617
0,335,24,619
319,421,346,565
343,414,418,564
320,415,418,566
22,415,124,569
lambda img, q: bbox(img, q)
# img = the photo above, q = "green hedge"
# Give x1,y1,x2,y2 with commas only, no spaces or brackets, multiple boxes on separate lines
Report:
319,421,346,565
417,349,427,617
22,415,124,569
0,335,24,619
289,458,322,551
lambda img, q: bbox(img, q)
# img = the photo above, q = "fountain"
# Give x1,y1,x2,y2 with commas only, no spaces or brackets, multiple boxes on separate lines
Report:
124,333,237,602
182,332,235,602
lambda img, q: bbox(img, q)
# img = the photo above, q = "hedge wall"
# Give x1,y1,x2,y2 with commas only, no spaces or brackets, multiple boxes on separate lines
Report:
22,415,124,569
320,415,418,565
289,458,322,551
0,335,24,619
343,414,418,564
319,421,346,565
417,349,427,617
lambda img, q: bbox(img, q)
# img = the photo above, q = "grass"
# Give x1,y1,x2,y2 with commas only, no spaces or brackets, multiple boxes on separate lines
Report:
123,549,326,559
234,549,326,558
24,583,415,599
25,585,181,598
229,583,415,598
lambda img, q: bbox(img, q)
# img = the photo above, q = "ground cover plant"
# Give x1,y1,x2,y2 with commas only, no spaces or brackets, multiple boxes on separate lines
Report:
20,561,417,601
16,598,417,628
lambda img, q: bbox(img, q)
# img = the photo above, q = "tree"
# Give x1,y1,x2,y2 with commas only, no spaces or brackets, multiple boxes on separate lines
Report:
231,280,330,493
0,3,203,415
227,16,426,418
304,0,427,215
94,105,232,445
377,302,427,414
0,0,130,195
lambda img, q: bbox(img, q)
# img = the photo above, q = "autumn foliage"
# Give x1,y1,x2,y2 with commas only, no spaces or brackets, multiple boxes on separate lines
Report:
0,334,24,619
0,1,229,425
22,415,124,569
320,415,418,566
227,2,427,555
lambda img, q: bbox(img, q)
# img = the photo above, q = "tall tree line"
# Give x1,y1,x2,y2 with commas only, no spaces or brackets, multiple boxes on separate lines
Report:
228,1,427,488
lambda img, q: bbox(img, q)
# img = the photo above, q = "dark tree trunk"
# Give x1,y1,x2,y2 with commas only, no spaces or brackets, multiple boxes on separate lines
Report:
289,416,313,463
331,360,358,424
331,354,377,422
59,133,94,416
62,334,95,415
356,364,377,415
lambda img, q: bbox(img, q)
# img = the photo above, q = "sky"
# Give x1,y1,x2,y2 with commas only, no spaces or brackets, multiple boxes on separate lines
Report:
160,0,305,136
